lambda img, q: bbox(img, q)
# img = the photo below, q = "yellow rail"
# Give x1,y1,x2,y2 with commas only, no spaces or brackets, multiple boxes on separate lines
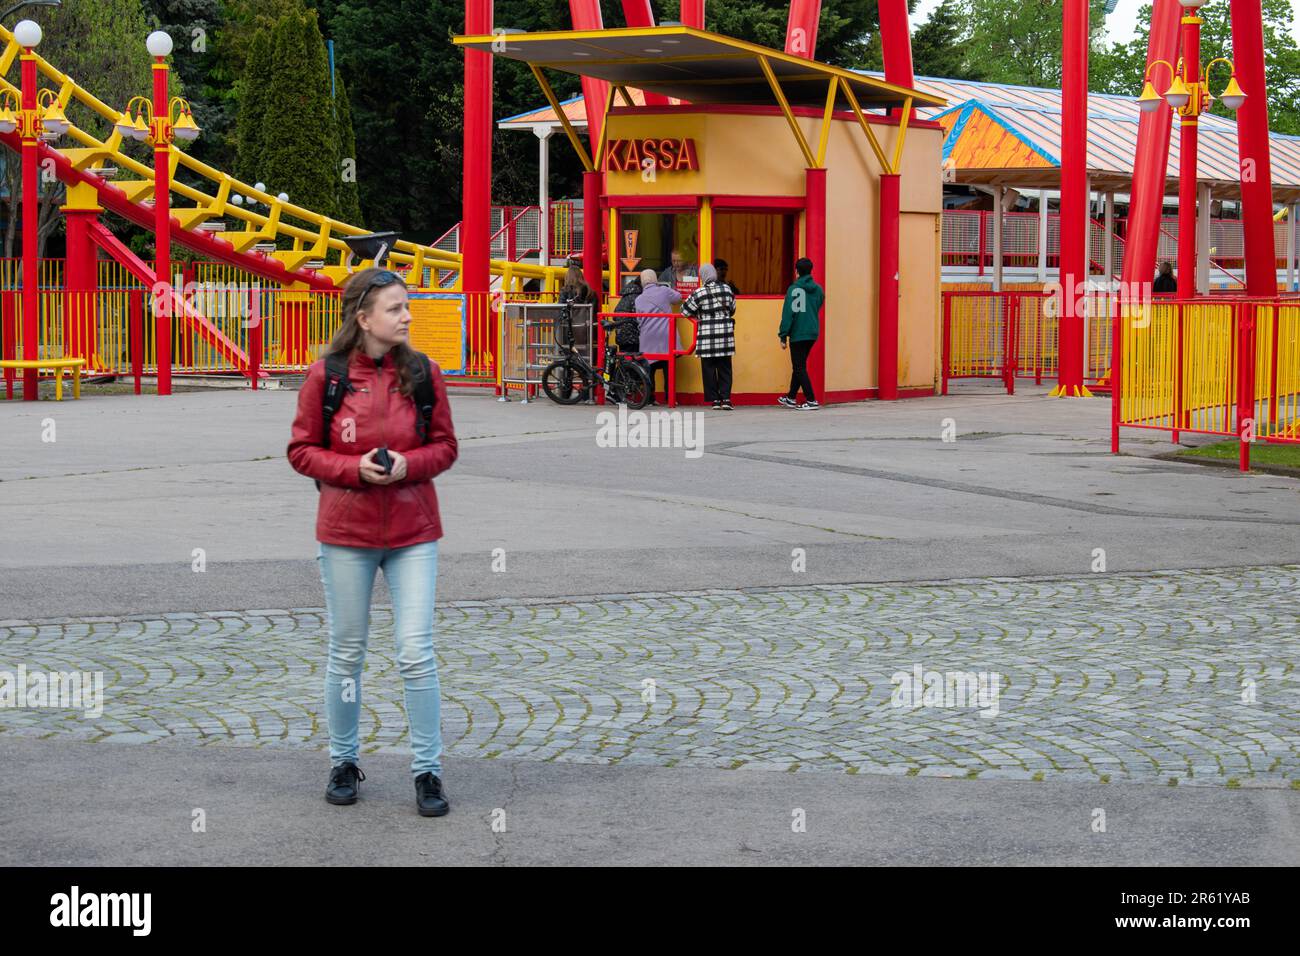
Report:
0,24,565,292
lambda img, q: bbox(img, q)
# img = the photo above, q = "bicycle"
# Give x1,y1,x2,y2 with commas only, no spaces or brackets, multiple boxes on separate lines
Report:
541,306,653,409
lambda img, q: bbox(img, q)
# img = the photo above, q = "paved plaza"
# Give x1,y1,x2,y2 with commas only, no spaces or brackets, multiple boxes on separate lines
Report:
3,567,1298,786
2,382,1299,864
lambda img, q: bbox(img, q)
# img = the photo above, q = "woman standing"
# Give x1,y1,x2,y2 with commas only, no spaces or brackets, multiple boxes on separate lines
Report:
287,267,459,817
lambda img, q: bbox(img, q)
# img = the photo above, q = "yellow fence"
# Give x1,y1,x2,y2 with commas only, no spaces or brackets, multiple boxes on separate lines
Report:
1114,299,1300,456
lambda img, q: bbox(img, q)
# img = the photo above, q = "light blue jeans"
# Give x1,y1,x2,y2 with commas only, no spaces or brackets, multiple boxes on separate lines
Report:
317,540,442,778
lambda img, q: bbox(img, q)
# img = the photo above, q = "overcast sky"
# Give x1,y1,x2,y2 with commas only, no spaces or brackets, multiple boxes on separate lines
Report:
908,0,1300,43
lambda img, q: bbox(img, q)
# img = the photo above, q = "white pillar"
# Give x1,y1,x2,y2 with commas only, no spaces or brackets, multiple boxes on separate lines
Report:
1197,182,1211,294
1037,190,1049,283
1289,202,1298,291
535,126,553,266
1104,192,1115,279
992,185,1004,292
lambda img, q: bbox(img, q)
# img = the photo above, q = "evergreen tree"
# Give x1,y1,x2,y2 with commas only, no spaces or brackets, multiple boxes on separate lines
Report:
233,26,274,187
911,0,978,80
334,71,364,226
260,10,340,222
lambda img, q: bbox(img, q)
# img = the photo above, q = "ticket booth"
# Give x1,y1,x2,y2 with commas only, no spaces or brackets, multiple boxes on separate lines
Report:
456,26,948,404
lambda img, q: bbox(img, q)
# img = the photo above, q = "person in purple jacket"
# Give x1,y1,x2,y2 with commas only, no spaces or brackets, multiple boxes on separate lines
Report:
635,269,684,404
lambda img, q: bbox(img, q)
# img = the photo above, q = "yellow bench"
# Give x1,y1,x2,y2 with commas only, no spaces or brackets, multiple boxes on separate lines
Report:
0,358,86,400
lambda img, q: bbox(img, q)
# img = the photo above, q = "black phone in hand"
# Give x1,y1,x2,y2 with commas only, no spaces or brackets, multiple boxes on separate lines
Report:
375,446,393,475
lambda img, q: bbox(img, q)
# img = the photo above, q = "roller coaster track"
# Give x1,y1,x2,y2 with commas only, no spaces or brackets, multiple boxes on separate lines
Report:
0,24,559,295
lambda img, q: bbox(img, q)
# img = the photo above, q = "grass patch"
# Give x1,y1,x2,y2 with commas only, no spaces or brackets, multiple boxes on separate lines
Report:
1175,440,1300,469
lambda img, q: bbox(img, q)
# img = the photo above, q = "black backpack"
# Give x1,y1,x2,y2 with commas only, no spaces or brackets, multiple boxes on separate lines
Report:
613,285,642,352
315,349,436,489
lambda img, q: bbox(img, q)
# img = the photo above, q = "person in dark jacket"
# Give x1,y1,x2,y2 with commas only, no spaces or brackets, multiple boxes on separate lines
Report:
559,263,597,306
1152,261,1177,294
287,267,459,818
713,258,740,296
777,257,824,409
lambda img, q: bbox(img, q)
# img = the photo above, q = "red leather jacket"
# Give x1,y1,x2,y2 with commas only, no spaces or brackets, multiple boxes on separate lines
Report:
287,349,458,549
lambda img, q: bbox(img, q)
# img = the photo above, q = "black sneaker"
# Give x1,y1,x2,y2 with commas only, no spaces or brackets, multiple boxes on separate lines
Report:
720,401,733,410
711,401,722,409
777,395,797,408
414,772,450,817
325,762,364,805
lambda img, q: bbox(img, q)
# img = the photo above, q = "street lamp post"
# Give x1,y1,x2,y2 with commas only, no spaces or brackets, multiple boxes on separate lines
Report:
1176,3,1201,298
114,31,200,396
14,19,41,400
1137,1,1246,298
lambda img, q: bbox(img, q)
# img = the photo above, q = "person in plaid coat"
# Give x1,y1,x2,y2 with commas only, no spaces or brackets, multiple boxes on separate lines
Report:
682,262,738,409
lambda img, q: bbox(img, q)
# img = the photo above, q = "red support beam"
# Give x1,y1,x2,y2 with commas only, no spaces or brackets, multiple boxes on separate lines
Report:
62,205,99,370
878,172,900,400
785,0,821,57
569,0,610,155
1120,0,1181,300
878,0,916,110
805,167,826,400
1229,0,1277,295
463,0,493,384
1056,0,1088,395
621,0,670,105
583,169,603,304
153,58,172,395
680,0,705,28
1176,9,1200,299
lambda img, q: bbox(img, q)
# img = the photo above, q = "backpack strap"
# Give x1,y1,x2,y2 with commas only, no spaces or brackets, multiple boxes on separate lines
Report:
406,350,436,444
320,351,354,451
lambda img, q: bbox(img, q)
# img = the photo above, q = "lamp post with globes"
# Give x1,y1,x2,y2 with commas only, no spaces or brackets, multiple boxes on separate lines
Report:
4,20,68,400
113,30,200,395
1136,0,1245,298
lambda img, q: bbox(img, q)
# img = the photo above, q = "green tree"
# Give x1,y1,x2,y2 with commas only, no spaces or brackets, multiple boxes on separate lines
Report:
334,71,364,226
911,0,979,80
960,0,1113,88
259,10,341,226
233,26,274,187
1092,0,1300,135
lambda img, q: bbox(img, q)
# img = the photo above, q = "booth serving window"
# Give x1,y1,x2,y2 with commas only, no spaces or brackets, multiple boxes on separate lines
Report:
620,211,700,285
712,211,797,296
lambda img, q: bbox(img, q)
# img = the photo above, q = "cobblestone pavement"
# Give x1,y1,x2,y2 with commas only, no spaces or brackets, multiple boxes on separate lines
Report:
3,566,1298,789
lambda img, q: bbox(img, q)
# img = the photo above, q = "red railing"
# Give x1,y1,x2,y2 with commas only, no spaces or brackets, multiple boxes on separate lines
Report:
941,289,1115,395
598,310,698,407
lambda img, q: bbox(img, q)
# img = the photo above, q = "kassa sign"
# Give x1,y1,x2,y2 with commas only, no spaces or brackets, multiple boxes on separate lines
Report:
605,137,700,173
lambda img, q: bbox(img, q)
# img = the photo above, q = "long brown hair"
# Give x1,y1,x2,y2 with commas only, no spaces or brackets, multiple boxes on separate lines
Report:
561,264,591,301
325,267,418,396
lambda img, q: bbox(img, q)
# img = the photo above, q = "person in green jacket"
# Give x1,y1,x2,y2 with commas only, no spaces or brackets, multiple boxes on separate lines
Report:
777,257,824,409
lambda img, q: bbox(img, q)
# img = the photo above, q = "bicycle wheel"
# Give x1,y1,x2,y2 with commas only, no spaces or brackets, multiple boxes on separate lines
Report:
610,358,653,409
541,358,593,405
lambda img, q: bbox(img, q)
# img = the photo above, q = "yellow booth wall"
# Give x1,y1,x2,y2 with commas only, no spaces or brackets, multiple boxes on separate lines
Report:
605,109,943,399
